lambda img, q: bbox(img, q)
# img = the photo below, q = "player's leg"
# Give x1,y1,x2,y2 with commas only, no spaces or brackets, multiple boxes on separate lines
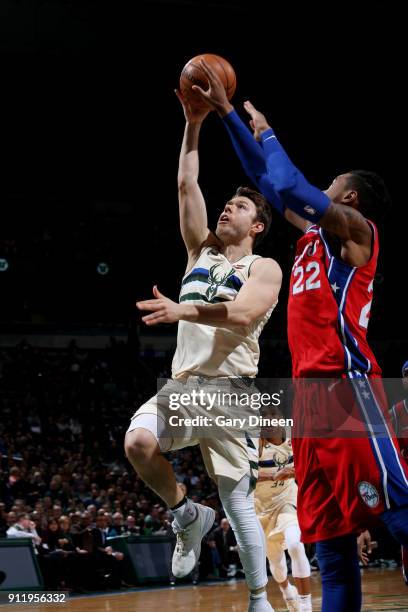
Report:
294,380,394,610
125,411,184,509
218,474,274,612
352,375,408,545
310,436,371,612
337,375,408,592
284,524,312,612
292,434,363,611
124,396,215,578
199,381,275,612
265,536,300,612
316,535,361,612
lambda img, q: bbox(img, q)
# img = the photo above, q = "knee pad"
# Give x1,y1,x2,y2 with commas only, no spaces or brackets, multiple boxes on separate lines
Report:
284,525,310,579
267,548,287,583
287,541,310,579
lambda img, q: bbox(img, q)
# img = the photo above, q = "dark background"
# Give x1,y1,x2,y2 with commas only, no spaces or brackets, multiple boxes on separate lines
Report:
0,1,406,371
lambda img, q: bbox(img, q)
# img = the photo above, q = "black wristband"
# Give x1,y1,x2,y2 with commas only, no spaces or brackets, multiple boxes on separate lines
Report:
170,496,187,511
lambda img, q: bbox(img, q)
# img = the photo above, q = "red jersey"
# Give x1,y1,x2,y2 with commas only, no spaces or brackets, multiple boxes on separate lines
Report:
287,222,381,377
390,399,408,457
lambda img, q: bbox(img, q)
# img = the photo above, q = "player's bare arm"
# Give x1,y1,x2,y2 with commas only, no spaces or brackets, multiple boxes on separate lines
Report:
176,89,220,269
271,465,296,481
288,194,372,267
136,258,281,328
257,466,295,483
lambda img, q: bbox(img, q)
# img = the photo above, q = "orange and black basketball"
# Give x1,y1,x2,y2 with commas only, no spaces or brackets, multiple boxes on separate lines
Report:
179,53,236,109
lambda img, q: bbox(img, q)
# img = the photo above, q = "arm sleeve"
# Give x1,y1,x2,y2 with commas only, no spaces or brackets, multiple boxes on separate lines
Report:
222,111,285,214
260,128,330,222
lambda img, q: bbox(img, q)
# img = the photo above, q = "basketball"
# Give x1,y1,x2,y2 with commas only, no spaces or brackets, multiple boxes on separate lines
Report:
179,53,236,109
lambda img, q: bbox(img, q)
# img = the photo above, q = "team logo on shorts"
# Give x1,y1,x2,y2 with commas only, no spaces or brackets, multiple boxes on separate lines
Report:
358,481,380,508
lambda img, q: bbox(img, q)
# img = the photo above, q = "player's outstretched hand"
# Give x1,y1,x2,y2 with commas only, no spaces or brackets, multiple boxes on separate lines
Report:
136,286,183,326
272,465,296,481
192,59,233,116
174,89,210,124
243,100,271,141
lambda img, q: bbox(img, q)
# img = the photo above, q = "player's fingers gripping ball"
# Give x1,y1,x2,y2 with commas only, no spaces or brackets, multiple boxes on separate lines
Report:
180,53,236,110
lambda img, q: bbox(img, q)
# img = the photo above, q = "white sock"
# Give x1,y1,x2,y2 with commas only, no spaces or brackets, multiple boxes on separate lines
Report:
299,593,312,610
171,497,197,528
280,582,297,599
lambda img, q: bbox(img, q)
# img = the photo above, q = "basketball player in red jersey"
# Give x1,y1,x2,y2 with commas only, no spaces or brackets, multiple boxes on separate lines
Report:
192,59,408,612
390,361,408,585
390,361,408,459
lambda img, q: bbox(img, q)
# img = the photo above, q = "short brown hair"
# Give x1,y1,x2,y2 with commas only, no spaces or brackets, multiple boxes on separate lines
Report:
234,186,272,247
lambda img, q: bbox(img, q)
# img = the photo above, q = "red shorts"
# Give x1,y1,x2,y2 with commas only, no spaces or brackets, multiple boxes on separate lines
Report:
292,376,408,543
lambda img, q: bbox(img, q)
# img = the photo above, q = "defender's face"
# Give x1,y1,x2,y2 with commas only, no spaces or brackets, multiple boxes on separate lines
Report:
324,173,353,204
323,174,357,208
216,196,260,242
402,373,408,391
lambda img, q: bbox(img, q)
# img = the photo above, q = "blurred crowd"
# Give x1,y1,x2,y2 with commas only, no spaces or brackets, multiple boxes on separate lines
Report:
0,339,234,590
0,339,403,591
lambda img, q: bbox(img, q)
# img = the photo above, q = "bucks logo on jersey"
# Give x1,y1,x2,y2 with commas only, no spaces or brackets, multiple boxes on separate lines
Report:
180,252,242,305
173,247,276,380
259,442,294,472
206,264,236,301
272,452,290,471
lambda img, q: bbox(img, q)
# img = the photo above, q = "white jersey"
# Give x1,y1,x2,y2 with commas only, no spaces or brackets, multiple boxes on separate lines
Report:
172,246,276,379
255,438,297,516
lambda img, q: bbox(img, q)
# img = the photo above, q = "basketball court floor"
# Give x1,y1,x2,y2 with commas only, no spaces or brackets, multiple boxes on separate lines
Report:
2,569,407,611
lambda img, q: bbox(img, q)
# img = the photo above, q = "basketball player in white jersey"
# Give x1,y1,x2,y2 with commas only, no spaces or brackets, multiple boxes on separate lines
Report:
124,91,282,612
256,424,312,612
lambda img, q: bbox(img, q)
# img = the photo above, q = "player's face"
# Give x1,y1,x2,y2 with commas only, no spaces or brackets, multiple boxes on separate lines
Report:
216,196,262,243
402,373,408,391
324,174,354,205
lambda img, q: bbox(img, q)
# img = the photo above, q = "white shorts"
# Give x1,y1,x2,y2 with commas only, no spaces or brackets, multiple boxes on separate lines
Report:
255,483,299,546
126,376,260,485
258,504,299,547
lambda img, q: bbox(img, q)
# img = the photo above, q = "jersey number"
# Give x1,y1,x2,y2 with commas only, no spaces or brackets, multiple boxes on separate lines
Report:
292,262,321,295
270,481,286,489
359,280,373,329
